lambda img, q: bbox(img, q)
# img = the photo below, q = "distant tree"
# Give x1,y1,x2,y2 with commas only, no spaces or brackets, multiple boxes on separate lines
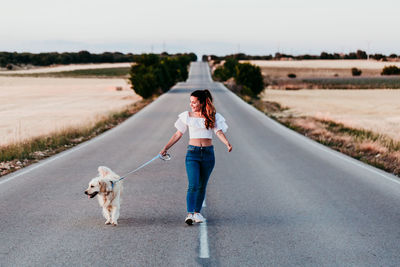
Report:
370,54,386,61
356,50,367,59
187,53,197,62
351,67,362,76
333,53,342,59
275,52,283,59
381,65,400,75
300,54,313,60
77,51,91,63
99,52,114,63
320,52,330,59
274,53,294,59
344,53,357,59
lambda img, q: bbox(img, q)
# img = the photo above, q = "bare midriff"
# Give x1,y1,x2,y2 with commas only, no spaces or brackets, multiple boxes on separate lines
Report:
188,138,213,147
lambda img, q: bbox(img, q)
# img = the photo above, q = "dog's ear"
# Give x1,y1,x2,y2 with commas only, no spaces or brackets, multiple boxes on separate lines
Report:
99,181,107,193
98,166,111,178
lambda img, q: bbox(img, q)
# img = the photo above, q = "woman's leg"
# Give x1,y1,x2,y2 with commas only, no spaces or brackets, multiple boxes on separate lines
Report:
185,157,201,213
195,152,215,213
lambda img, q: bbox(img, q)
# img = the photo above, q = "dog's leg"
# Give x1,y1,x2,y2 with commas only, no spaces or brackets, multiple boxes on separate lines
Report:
103,207,111,225
111,205,120,226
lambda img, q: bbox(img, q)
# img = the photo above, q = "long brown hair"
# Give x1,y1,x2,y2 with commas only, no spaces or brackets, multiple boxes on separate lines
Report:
191,89,216,129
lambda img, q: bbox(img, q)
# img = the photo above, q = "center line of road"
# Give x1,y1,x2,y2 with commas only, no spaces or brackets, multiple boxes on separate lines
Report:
199,221,210,258
199,199,210,259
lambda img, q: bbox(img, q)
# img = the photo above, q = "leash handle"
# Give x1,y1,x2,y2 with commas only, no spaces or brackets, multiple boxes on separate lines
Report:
159,153,171,161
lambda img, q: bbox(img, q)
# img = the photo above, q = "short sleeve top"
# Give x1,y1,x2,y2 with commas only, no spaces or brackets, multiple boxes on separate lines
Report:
174,111,228,139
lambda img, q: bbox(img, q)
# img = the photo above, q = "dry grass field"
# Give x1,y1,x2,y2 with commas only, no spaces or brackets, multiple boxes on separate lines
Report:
245,60,400,79
261,89,400,141
0,76,140,146
245,59,400,69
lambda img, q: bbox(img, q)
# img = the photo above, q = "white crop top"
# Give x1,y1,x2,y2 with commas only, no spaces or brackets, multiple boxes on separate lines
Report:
174,111,228,139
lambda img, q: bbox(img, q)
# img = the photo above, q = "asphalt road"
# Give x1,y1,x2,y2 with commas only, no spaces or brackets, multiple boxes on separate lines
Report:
2,62,400,266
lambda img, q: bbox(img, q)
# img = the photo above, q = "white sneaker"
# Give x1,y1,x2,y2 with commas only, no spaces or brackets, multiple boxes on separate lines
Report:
193,213,206,223
185,213,194,225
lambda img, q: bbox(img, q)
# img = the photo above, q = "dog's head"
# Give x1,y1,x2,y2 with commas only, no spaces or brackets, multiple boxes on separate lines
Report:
84,166,115,198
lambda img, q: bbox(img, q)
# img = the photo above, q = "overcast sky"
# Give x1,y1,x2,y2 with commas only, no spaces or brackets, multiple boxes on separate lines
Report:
1,0,398,56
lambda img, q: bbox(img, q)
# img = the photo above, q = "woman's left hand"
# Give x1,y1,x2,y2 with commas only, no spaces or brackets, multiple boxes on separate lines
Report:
160,148,167,156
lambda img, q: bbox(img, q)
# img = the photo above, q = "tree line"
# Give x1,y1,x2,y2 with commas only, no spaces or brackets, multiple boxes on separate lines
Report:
203,50,399,62
0,51,136,68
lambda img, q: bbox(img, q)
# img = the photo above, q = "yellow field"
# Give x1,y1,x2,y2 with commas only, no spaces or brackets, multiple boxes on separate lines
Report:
261,89,400,141
0,76,139,146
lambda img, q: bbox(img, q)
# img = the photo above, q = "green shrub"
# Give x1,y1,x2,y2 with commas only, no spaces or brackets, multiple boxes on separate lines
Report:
235,63,264,97
223,57,239,78
351,67,362,76
212,59,264,97
129,64,159,98
129,53,195,98
213,66,230,81
381,65,400,75
241,86,255,97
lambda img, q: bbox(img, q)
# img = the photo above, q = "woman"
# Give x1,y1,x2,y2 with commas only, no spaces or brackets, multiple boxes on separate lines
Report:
160,89,232,225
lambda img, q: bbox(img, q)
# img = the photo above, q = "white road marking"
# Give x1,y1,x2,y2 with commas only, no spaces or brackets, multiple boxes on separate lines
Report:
199,198,209,258
199,219,210,258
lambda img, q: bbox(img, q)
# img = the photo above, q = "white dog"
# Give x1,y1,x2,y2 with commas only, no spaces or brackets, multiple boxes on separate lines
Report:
85,166,123,226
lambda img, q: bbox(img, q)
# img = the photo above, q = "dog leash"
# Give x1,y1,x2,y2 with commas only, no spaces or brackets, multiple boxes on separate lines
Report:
111,154,171,188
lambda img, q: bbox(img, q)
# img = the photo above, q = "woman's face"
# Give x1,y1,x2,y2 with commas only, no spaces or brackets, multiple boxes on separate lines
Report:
190,96,201,113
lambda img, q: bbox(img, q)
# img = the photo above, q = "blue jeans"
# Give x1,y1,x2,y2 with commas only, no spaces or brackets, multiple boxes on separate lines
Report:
185,145,215,213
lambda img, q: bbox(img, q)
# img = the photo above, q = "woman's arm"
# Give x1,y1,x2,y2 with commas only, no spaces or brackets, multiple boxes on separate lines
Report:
160,130,183,156
215,130,232,152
